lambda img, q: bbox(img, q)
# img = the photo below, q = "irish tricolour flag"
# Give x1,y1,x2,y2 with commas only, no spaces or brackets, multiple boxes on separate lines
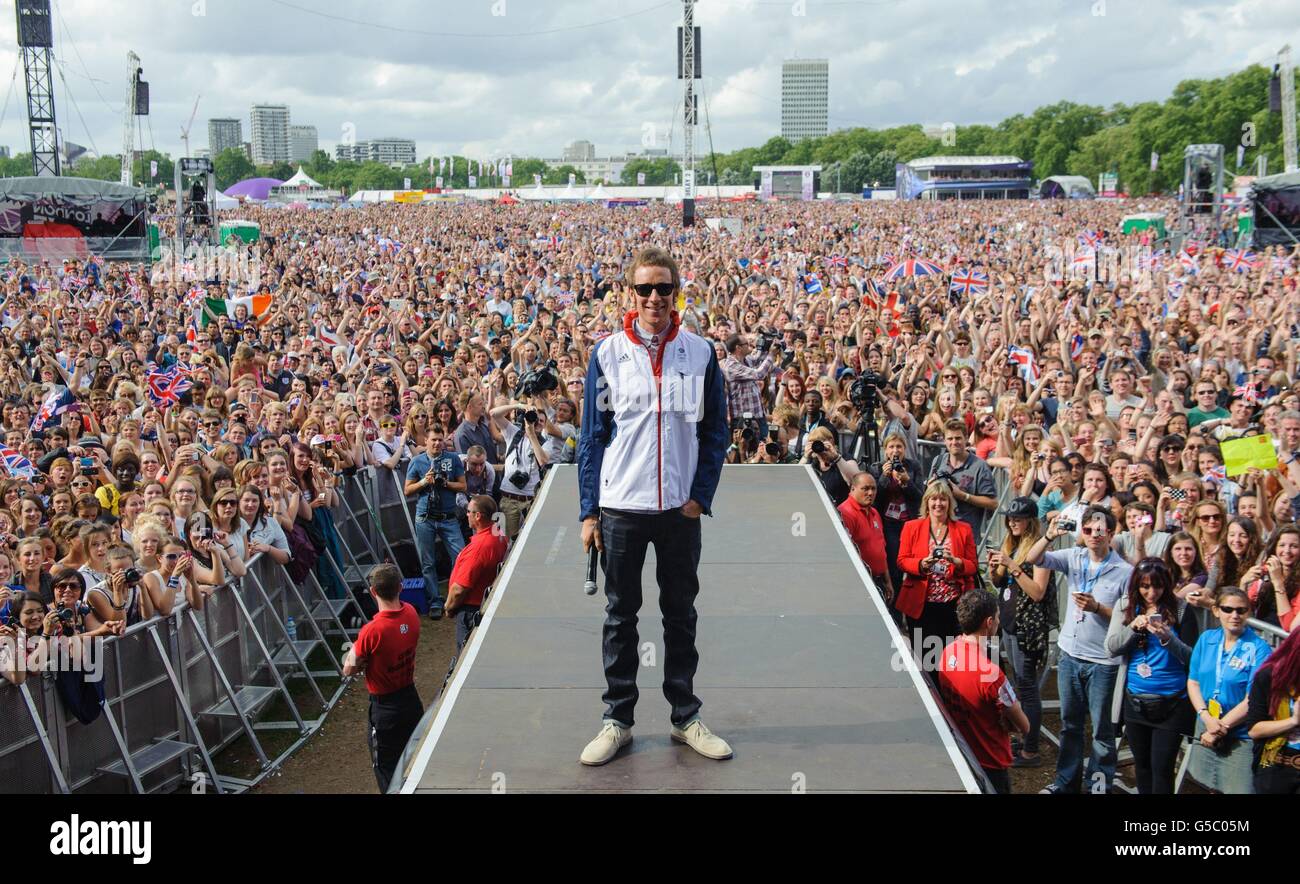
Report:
200,294,273,328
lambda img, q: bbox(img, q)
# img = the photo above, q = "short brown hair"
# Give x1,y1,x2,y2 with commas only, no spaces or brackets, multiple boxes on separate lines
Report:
943,418,967,437
626,246,680,292
468,494,497,521
369,563,403,602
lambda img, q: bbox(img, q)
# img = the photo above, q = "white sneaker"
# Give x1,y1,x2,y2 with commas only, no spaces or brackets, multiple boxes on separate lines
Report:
670,719,733,760
579,721,632,766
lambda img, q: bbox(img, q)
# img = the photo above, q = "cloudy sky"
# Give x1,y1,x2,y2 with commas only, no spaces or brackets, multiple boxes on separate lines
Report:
0,0,1291,163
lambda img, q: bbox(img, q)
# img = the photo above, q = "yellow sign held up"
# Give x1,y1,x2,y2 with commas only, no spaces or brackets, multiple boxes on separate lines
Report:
393,191,424,204
1221,434,1278,477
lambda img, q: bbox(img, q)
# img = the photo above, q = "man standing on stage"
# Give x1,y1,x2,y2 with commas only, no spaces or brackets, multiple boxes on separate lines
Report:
577,246,730,766
343,564,423,793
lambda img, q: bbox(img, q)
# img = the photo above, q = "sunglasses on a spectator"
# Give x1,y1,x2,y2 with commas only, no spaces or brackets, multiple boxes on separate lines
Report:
1217,605,1248,615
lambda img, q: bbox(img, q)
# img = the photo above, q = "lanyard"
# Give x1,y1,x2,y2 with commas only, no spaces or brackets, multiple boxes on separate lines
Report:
1212,636,1247,702
1078,556,1106,598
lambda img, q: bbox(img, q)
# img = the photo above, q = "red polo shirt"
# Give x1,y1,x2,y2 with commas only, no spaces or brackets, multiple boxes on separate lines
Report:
838,496,888,577
449,526,508,608
937,637,1016,770
353,603,420,696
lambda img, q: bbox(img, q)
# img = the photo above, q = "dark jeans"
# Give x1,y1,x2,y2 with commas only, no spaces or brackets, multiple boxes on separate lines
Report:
1002,632,1043,755
1254,763,1300,795
1124,716,1184,795
368,684,423,793
453,606,481,653
414,516,465,612
1054,652,1119,793
983,766,1011,795
599,507,702,729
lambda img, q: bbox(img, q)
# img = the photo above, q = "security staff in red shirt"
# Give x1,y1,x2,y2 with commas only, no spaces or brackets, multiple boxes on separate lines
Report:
445,495,508,652
343,563,423,793
839,472,893,602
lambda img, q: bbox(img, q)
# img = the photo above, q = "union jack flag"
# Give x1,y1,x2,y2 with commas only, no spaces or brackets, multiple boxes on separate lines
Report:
1176,250,1199,273
1224,249,1257,273
1137,250,1163,272
0,447,35,480
146,363,192,410
949,268,989,297
31,385,76,431
1078,230,1102,249
1070,334,1086,360
1233,383,1260,405
828,255,847,268
1202,465,1228,485
1071,249,1096,274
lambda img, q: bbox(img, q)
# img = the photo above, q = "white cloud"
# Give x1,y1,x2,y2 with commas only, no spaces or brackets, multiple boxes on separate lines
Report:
953,27,1056,77
1026,52,1057,76
0,0,1292,163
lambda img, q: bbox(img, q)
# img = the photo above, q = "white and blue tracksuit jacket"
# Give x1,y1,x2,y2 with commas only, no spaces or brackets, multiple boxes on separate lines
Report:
578,310,728,520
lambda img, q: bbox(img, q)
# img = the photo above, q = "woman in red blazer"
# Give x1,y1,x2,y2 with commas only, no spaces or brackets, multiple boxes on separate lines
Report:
896,481,978,667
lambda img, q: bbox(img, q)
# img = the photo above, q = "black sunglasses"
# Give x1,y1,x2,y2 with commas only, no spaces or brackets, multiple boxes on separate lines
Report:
632,282,674,299
1218,605,1248,615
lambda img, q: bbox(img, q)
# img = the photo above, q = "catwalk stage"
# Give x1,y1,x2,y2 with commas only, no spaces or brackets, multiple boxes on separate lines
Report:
398,465,979,794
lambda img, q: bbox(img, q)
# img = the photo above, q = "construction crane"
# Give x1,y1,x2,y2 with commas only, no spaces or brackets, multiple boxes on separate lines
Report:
180,94,201,158
121,52,141,186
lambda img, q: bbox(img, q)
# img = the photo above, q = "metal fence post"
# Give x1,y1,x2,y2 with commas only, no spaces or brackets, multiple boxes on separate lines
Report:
223,576,313,730
186,606,271,770
147,621,224,794
18,681,69,794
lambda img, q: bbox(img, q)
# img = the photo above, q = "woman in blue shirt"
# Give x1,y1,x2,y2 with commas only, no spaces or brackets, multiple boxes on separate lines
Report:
1105,558,1195,793
1186,587,1273,794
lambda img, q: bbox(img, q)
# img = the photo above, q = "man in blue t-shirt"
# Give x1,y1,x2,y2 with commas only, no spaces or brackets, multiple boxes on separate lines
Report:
404,430,467,619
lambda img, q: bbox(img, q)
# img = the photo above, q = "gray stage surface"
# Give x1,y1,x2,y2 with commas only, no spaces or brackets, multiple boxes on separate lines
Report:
399,465,978,794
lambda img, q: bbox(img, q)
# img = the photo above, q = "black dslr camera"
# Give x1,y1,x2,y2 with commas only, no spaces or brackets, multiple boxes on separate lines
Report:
515,360,559,398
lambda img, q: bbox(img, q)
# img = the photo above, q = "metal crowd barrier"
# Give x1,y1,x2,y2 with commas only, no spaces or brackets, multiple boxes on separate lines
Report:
0,465,425,795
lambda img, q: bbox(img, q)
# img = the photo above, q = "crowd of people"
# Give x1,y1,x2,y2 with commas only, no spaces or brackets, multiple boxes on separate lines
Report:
0,194,1296,795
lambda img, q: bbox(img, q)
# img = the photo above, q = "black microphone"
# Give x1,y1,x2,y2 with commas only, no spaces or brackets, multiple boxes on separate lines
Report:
584,544,599,596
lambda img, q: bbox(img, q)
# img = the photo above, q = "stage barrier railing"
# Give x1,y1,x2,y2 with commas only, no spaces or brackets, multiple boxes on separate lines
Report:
0,465,424,794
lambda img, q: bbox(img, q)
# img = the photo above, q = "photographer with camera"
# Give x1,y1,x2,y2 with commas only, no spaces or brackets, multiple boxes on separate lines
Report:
404,431,467,620
868,433,924,595
490,398,550,542
801,427,858,507
84,545,152,629
540,398,579,466
750,424,797,464
721,332,780,441
792,390,834,461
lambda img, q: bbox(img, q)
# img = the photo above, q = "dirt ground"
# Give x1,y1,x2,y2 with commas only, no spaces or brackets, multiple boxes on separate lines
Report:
246,607,458,795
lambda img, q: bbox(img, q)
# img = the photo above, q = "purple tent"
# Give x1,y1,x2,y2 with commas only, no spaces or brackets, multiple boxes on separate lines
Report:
224,177,284,201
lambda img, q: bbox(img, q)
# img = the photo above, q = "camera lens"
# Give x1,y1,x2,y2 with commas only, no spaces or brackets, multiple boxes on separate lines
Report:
811,440,826,455
765,442,780,458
